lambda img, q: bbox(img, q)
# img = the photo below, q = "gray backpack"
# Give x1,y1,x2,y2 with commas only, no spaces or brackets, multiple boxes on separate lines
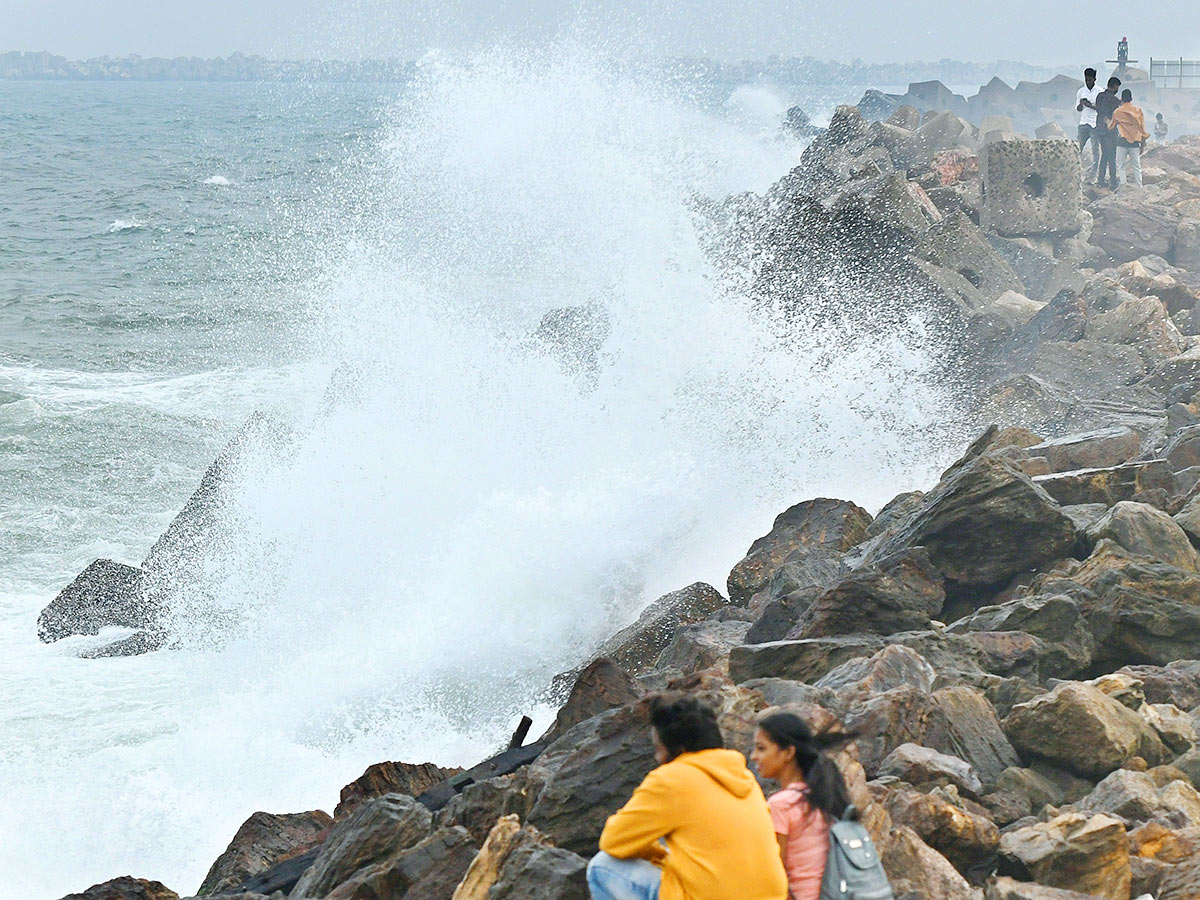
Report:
819,806,894,900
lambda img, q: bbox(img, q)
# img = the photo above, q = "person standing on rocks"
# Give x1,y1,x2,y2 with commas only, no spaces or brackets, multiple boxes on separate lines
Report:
1110,89,1150,187
751,712,854,900
1093,76,1123,190
588,694,788,900
1076,67,1102,182
1155,112,1169,142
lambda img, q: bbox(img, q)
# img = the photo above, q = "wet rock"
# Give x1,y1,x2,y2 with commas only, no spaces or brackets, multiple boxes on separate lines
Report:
327,825,476,900
981,139,1083,236
198,810,331,895
1006,287,1088,349
290,794,432,898
654,620,750,675
884,787,999,880
744,550,848,639
1089,186,1181,264
37,558,151,643
879,743,983,796
525,703,654,856
867,491,927,538
1003,682,1165,778
1033,460,1175,507
596,583,727,676
1023,428,1141,473
1026,341,1146,398
917,210,1024,299
56,879,179,900
788,548,945,638
335,763,457,820
433,771,533,846
997,812,1130,900
1085,501,1200,569
727,498,871,604
1086,296,1186,365
549,658,643,738
870,454,1077,594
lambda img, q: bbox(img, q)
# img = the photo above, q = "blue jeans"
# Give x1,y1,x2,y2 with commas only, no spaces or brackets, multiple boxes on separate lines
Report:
587,851,662,900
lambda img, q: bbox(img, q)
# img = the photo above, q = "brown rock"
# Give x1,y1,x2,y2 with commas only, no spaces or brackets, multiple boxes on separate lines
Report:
1033,460,1175,507
326,826,477,900
596,583,728,675
997,812,1130,900
198,809,331,895
56,879,179,900
885,787,999,879
291,794,432,898
1003,682,1162,778
550,658,643,737
1023,428,1141,473
985,876,1104,900
880,824,979,900
814,644,935,700
1085,501,1200,570
1089,185,1181,264
336,762,457,820
1160,856,1200,900
727,498,871,604
1085,296,1186,364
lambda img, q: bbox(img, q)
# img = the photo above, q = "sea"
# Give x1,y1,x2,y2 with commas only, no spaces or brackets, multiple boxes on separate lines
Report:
0,51,966,898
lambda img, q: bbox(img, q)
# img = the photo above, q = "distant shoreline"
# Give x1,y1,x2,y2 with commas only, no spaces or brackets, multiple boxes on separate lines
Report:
0,49,1071,84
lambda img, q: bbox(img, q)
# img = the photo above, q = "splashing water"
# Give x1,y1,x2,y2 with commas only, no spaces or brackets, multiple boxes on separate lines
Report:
1,47,966,898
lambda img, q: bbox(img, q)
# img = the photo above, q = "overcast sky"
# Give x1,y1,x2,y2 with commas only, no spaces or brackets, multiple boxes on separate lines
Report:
3,0,1199,65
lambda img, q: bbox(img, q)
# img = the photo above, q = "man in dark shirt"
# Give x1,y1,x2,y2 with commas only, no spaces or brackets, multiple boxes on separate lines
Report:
1092,76,1123,189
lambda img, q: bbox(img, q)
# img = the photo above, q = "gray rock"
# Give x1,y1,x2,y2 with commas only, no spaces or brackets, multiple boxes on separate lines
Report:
1024,428,1141,473
595,583,727,676
198,810,331,896
814,645,935,698
290,794,432,898
879,743,983,796
655,620,750,675
1086,501,1200,569
488,842,588,900
36,558,153,644
981,139,1083,236
929,686,1022,791
1033,460,1175,507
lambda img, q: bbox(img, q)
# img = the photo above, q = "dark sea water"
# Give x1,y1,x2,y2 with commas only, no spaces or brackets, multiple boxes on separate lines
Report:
0,66,959,898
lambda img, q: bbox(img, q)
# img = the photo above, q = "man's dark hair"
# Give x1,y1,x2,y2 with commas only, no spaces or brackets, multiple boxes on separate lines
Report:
1108,76,1122,89
1084,67,1097,78
1121,89,1133,102
649,694,723,758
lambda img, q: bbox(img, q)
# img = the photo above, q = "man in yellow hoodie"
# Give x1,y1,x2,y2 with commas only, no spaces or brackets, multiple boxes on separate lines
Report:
587,694,789,900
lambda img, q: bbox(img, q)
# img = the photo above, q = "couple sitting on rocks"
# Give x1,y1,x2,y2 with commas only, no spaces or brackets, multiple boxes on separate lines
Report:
587,694,857,900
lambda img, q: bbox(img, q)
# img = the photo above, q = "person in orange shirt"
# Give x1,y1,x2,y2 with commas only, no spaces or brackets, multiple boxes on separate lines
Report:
750,712,853,900
1108,89,1151,187
588,694,788,900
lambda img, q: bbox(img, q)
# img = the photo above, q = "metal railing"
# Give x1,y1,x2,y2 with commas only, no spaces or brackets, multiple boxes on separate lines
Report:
1150,58,1200,88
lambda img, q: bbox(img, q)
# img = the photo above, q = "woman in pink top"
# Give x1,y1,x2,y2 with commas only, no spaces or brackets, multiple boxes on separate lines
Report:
750,712,852,900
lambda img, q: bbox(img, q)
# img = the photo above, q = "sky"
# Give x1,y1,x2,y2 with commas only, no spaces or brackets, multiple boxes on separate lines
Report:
2,0,1199,65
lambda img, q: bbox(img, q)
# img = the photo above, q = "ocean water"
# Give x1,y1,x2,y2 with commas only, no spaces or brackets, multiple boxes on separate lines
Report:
0,53,966,898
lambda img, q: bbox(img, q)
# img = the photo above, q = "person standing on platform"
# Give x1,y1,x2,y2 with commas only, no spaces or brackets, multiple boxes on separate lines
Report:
1093,76,1123,190
1111,89,1150,187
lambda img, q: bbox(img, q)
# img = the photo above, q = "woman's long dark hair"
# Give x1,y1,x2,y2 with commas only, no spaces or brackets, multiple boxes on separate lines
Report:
758,711,852,819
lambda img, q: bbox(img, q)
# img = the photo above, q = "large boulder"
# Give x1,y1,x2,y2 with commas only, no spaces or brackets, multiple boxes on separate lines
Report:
654,620,750,675
727,499,871,604
1033,460,1175,507
335,762,457,820
323,825,477,900
879,824,979,900
1119,660,1200,709
947,592,1094,679
548,658,643,737
1085,501,1200,569
55,879,179,900
997,812,1130,900
986,876,1106,900
290,794,432,898
814,645,935,700
928,686,1022,792
787,548,945,638
1088,186,1181,264
981,139,1083,236
1160,856,1200,900
525,703,655,856
1079,768,1200,827
884,787,998,880
879,743,982,796
1085,296,1186,364
1003,682,1166,777
870,454,1077,593
487,842,588,900
1022,427,1141,473
595,583,727,675
197,810,331,895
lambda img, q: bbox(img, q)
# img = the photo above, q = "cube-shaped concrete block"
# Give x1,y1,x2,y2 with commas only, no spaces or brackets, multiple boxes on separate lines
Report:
982,139,1083,236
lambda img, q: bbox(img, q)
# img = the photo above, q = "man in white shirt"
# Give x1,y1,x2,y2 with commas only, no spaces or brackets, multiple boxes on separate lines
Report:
1076,67,1102,183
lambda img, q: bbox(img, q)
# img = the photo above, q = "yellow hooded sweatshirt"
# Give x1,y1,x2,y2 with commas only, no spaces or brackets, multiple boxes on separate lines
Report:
598,748,789,900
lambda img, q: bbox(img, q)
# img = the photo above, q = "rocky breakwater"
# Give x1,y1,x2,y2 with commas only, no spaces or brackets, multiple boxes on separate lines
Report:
47,103,1200,900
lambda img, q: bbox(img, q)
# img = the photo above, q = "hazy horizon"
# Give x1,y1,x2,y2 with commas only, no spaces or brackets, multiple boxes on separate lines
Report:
2,0,1198,68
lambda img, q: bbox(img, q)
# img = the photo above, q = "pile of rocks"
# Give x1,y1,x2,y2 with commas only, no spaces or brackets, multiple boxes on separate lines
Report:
49,103,1200,900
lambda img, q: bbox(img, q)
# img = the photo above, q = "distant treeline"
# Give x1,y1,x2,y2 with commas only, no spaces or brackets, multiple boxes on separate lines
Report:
0,49,1069,85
